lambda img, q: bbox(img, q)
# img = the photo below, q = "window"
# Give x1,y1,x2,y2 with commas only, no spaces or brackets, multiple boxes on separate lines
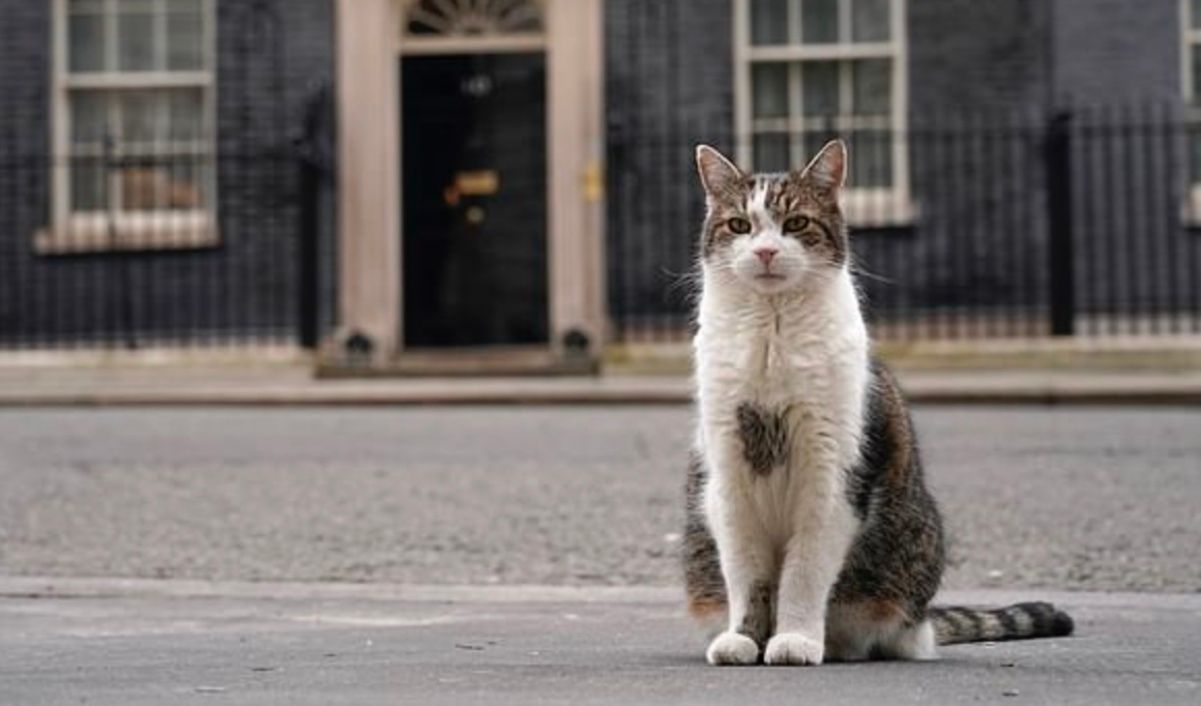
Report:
400,0,545,54
1184,0,1201,186
1185,0,1201,105
43,0,216,253
406,0,543,36
734,0,908,222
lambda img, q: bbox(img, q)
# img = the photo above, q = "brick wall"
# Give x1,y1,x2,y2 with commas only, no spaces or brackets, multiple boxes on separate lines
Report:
909,0,1052,110
0,0,336,348
1052,0,1181,105
604,0,735,328
604,0,1198,334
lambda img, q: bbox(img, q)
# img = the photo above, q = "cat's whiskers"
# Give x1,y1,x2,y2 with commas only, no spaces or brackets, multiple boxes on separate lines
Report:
847,263,895,285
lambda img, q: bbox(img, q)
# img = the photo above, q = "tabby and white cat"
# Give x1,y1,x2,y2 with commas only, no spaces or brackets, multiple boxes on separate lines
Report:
683,141,1073,666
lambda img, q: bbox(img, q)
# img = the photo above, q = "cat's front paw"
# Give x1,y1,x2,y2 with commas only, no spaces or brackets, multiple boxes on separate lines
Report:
764,632,824,666
706,631,760,666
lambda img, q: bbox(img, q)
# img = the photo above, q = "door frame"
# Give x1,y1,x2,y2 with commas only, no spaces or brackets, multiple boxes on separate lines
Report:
332,0,606,366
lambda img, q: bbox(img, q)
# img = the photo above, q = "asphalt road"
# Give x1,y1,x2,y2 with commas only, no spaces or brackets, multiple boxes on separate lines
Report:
2,583,1199,706
1,405,1199,592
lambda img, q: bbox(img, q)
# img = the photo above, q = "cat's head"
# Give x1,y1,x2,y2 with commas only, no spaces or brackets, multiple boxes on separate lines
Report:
695,140,848,294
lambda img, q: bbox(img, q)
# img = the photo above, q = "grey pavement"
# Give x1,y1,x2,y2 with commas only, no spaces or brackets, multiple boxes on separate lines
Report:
1,405,1199,591
2,580,1199,706
3,405,1201,705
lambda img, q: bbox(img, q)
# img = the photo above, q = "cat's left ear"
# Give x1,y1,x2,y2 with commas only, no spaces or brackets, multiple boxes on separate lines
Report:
798,139,847,193
695,144,744,200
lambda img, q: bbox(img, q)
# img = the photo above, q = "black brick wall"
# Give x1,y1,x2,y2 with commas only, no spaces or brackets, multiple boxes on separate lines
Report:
860,0,1055,328
605,0,735,328
0,0,335,347
603,0,1199,333
1050,0,1192,317
1052,0,1181,104
909,0,1052,110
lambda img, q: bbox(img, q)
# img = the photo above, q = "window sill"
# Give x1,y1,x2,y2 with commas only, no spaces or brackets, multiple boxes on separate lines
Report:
1182,185,1201,228
34,212,219,254
842,188,916,228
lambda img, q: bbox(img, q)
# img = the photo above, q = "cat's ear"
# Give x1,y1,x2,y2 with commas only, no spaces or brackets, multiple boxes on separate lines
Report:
695,144,744,199
798,139,847,193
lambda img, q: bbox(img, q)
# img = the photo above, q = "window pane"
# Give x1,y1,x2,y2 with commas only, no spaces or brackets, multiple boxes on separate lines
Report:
71,92,110,145
849,130,892,187
68,11,106,72
166,0,203,12
167,5,205,70
1190,130,1201,184
852,59,891,115
71,162,108,211
801,0,838,44
113,155,208,211
750,0,788,45
851,0,889,42
752,63,789,118
119,166,156,210
168,160,205,209
753,133,790,172
119,92,164,147
120,162,203,211
118,4,157,71
115,0,158,14
1193,45,1201,104
802,61,839,116
167,89,205,141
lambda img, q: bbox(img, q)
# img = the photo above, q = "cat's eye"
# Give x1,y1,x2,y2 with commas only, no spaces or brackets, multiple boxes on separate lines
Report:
783,215,810,233
727,217,752,235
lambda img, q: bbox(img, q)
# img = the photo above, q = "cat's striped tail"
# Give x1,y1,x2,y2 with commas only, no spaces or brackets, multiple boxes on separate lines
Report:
929,602,1074,645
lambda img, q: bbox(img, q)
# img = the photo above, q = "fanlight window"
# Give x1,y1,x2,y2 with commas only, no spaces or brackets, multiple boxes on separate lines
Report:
406,0,543,37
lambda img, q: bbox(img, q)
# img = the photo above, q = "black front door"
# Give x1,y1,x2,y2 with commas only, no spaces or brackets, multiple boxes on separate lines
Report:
401,53,548,348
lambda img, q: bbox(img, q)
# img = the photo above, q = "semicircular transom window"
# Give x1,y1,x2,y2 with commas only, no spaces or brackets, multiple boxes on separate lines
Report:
406,0,544,37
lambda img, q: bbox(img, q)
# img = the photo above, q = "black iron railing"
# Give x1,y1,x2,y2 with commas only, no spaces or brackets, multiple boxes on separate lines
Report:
606,106,1201,342
4,104,1200,351
0,137,333,351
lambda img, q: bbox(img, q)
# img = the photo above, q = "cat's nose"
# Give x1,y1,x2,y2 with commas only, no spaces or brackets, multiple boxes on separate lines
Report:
753,246,778,266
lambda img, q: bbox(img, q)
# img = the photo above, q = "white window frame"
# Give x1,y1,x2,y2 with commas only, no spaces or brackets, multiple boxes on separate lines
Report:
40,0,219,254
1181,0,1201,219
1184,0,1200,105
733,0,911,225
1180,0,1201,222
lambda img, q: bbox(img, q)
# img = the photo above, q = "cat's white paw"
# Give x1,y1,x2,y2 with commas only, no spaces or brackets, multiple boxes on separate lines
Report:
706,631,760,666
764,632,824,666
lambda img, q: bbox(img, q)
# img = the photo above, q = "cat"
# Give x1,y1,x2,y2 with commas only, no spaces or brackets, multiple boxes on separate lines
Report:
683,140,1073,666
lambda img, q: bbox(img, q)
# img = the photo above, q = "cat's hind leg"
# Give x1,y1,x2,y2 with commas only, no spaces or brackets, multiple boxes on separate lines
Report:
879,619,937,661
684,452,728,636
824,600,937,662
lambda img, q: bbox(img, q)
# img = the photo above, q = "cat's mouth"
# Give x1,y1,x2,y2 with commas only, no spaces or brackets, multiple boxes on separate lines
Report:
754,272,787,281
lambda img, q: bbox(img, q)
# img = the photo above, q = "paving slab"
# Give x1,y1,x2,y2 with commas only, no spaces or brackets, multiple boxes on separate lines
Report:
2,579,1199,706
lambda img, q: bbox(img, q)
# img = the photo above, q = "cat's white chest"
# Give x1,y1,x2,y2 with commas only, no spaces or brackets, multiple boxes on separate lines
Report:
751,333,849,408
694,274,870,482
727,334,864,459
